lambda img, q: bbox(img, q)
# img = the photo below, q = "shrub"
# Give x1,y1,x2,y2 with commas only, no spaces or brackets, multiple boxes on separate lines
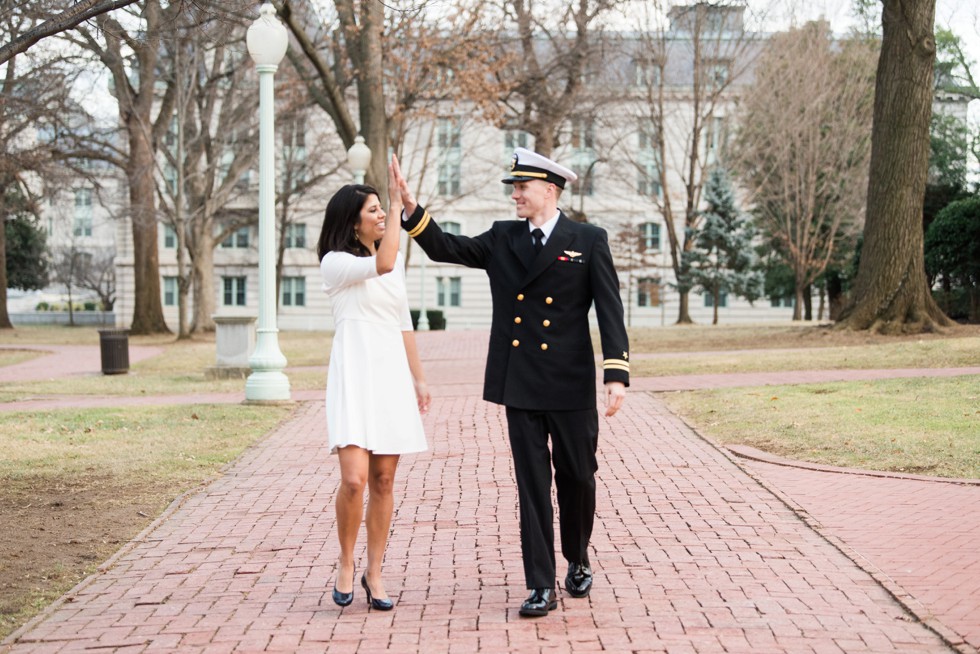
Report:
925,196,980,323
410,309,447,331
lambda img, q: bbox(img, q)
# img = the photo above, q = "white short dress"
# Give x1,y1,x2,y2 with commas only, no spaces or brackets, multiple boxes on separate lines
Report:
320,250,428,455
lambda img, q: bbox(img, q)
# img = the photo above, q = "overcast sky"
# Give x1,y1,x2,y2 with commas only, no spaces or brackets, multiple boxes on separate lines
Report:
765,0,980,61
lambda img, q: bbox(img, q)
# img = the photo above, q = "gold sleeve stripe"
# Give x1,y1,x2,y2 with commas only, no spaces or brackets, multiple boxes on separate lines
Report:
603,360,630,372
406,210,431,238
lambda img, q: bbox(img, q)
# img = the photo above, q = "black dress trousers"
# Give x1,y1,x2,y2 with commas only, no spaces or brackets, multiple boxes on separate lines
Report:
505,406,599,589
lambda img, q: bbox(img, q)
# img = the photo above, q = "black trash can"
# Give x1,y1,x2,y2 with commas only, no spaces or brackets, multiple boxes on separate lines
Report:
98,329,130,375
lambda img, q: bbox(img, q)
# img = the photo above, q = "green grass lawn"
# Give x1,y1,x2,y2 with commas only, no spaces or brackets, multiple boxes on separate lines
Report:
663,375,980,479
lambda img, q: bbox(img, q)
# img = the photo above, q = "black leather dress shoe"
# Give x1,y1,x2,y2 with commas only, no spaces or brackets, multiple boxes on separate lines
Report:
519,588,558,617
564,563,593,598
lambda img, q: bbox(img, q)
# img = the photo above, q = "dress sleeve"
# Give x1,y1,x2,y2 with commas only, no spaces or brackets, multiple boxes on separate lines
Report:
320,251,378,292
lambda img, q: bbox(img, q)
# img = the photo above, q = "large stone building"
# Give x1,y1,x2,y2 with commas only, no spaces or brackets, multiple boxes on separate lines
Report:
41,5,949,332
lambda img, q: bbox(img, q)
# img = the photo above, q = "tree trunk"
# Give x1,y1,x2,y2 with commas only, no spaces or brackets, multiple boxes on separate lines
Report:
354,0,388,194
127,125,169,335
676,292,693,324
793,286,804,321
0,218,11,329
190,238,216,333
837,0,952,334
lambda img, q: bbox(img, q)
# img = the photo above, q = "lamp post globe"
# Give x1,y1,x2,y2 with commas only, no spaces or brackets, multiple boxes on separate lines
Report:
347,135,372,185
245,2,290,403
246,4,288,67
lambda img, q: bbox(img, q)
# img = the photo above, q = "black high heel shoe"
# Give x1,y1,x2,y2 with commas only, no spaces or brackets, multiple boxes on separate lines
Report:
332,567,355,607
361,573,394,611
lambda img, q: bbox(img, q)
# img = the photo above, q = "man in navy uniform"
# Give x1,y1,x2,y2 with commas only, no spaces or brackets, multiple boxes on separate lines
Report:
392,148,629,617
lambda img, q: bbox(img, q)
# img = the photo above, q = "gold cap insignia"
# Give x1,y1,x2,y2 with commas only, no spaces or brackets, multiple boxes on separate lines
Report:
511,154,518,171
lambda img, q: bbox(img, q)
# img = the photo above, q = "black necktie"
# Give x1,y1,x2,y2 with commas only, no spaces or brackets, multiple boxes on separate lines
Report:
532,228,544,255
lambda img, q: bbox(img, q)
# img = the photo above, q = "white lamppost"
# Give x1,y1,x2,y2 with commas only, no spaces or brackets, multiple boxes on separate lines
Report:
245,3,290,403
347,135,371,185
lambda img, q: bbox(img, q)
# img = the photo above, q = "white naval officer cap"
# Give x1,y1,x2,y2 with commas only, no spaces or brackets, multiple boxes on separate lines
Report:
501,147,579,189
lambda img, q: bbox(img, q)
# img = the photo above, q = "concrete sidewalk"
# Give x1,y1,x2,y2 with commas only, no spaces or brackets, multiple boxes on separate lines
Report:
1,331,977,653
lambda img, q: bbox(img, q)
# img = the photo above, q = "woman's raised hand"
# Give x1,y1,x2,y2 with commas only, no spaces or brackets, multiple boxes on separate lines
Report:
389,153,417,216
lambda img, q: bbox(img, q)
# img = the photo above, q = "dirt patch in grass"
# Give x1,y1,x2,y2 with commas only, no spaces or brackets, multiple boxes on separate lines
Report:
0,404,293,641
0,474,182,639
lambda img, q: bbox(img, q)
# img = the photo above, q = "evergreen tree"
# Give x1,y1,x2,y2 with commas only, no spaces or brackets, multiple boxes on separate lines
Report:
925,196,980,322
681,168,763,324
5,215,49,291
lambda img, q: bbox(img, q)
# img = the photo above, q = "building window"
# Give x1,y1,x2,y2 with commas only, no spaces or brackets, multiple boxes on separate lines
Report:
570,119,595,151
638,127,663,197
770,296,794,308
442,221,461,236
280,276,306,307
437,117,462,197
505,130,530,151
221,227,250,249
223,276,247,306
438,117,461,149
436,65,456,87
163,276,178,306
705,60,731,90
73,189,93,237
282,117,307,184
438,160,461,196
705,115,727,166
284,223,306,248
163,224,178,249
637,277,661,307
436,276,461,307
704,291,728,308
632,59,663,87
639,222,661,251
569,162,595,196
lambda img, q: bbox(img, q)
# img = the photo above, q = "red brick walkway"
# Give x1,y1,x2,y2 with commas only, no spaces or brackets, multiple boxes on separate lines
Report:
1,331,977,653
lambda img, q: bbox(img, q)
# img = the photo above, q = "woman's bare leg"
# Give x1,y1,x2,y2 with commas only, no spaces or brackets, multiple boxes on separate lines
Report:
335,446,369,593
363,454,400,598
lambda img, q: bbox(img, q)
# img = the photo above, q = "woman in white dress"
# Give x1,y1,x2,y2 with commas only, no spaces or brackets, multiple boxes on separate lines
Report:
317,158,430,611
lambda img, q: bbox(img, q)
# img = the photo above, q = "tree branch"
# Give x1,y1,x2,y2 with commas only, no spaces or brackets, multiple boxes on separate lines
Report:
0,0,140,66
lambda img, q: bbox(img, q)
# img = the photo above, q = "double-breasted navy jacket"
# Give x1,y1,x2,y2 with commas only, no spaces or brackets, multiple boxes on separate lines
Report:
403,205,630,411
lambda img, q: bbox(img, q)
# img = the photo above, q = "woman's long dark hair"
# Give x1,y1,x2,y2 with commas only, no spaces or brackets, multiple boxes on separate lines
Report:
316,184,380,261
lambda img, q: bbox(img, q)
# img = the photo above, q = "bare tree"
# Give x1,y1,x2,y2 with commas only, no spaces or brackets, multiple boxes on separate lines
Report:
67,1,183,334
73,247,116,312
0,7,88,328
50,245,86,326
155,7,262,336
0,0,140,66
622,1,762,324
732,22,876,319
275,0,386,190
836,0,953,333
606,220,661,327
488,0,625,158
275,99,344,306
